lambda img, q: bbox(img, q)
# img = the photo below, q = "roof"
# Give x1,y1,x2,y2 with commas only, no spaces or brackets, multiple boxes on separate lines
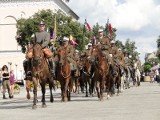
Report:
53,0,79,20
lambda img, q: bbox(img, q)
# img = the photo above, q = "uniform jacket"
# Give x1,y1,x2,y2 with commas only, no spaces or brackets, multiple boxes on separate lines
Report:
32,31,50,48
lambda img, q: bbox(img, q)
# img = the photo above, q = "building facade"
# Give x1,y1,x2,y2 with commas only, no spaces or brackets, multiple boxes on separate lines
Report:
0,0,79,80
145,51,157,62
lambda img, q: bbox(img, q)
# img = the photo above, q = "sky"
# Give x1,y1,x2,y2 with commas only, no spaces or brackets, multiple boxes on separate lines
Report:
67,0,160,63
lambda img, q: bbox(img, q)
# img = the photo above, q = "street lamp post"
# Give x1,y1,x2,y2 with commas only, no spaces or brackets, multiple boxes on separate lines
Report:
8,62,12,72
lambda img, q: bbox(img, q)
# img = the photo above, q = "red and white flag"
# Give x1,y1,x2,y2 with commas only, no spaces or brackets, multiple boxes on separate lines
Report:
85,19,91,31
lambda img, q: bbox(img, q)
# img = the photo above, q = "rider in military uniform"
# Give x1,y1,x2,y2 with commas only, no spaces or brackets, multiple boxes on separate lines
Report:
97,29,116,76
135,56,142,73
73,49,81,76
23,21,55,79
49,37,59,79
60,37,77,71
124,52,132,68
117,48,125,75
124,52,133,77
83,43,93,58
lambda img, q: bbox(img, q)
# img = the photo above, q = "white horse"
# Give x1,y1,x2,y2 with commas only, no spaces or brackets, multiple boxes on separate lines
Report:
133,62,141,86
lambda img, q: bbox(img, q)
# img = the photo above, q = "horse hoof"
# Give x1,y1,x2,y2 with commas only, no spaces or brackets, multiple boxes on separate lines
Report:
107,95,110,99
64,97,68,102
50,99,54,103
42,104,47,108
32,105,37,110
27,95,31,99
85,95,89,97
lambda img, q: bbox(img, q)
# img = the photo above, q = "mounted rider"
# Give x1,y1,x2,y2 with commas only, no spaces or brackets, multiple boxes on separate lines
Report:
124,51,133,76
97,29,116,76
59,37,77,72
73,49,81,77
117,48,125,75
23,21,55,80
134,56,142,73
49,37,59,79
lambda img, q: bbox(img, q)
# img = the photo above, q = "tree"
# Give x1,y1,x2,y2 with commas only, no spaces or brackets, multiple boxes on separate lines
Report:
143,62,152,75
124,39,139,60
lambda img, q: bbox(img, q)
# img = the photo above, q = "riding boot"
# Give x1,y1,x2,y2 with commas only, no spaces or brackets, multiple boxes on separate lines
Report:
120,67,124,76
49,58,56,78
23,59,32,80
110,64,117,77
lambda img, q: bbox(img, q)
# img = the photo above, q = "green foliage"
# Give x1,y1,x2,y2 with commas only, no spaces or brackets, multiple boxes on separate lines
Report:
143,62,152,72
123,39,139,60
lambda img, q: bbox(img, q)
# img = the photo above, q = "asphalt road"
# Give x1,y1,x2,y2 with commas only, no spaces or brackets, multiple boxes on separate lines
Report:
0,82,160,120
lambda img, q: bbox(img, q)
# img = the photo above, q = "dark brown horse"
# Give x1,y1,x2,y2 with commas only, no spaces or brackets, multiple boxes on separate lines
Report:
91,45,110,101
110,64,121,96
31,43,54,109
79,54,94,97
57,46,72,102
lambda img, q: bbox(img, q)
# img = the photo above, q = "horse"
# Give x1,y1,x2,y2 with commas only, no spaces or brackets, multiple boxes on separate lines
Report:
133,62,141,86
79,54,94,97
111,63,122,96
91,45,110,101
57,46,72,102
31,43,55,109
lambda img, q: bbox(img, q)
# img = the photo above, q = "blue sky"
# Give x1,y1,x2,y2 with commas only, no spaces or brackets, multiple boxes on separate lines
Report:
67,0,160,63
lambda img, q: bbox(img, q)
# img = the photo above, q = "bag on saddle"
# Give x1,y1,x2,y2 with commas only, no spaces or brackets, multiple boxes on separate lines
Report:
43,48,53,58
25,48,33,59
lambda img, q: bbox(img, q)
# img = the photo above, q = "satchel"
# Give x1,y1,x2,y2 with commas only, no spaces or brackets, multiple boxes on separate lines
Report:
43,48,53,58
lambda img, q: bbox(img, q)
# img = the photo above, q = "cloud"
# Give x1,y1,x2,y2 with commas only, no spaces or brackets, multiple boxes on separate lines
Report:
68,0,160,63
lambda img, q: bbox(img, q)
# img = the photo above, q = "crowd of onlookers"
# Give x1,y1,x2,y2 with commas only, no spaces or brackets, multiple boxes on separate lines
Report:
0,65,15,99
149,69,160,83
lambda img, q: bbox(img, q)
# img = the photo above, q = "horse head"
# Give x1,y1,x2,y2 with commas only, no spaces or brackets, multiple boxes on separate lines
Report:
57,46,67,65
80,55,92,74
32,43,44,67
91,45,105,62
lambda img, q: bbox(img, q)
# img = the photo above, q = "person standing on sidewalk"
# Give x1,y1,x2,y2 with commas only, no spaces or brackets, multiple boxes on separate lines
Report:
0,68,2,93
10,70,15,95
1,65,13,99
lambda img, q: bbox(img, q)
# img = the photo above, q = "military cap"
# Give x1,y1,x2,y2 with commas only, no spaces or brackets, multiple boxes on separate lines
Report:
75,50,79,53
63,37,69,41
111,40,116,44
39,21,45,25
98,29,104,33
118,48,122,51
87,43,92,46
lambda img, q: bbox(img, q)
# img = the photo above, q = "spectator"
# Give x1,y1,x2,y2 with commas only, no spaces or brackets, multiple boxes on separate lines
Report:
1,65,13,99
10,70,15,95
0,68,2,92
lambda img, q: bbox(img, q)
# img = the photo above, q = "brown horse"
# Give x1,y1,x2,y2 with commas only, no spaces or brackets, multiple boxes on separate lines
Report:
79,54,94,97
110,64,122,96
91,45,110,101
57,46,72,102
31,43,54,109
